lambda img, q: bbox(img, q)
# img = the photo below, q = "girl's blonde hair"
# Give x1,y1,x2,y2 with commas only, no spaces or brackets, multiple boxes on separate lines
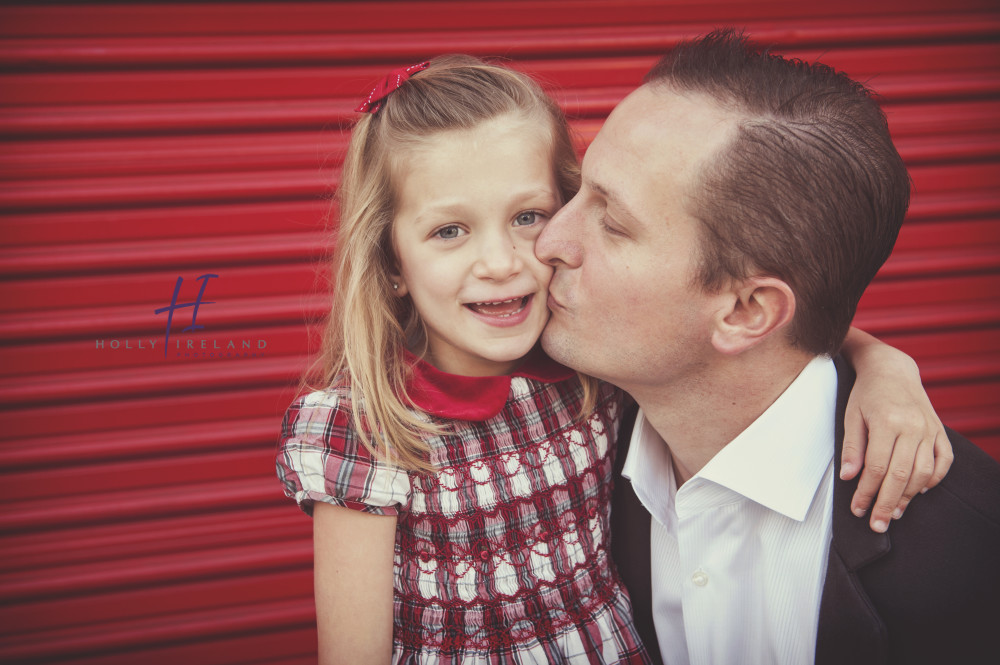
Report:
311,54,596,471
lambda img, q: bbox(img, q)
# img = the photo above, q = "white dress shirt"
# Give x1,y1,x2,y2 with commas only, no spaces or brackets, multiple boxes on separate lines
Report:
622,356,837,665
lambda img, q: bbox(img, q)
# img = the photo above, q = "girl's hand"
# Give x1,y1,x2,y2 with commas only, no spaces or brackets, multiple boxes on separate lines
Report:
840,328,953,533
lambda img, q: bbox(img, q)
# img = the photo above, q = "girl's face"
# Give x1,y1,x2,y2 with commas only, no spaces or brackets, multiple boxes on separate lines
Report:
391,113,559,377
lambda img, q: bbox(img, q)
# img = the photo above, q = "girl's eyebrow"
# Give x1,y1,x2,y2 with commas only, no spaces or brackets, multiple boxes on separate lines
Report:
513,187,560,206
407,180,561,226
413,187,558,220
410,210,465,233
414,202,467,219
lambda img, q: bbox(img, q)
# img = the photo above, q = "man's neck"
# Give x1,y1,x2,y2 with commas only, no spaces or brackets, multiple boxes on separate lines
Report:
629,349,816,485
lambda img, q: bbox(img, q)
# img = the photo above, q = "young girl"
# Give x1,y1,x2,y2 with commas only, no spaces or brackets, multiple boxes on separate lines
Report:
277,56,948,664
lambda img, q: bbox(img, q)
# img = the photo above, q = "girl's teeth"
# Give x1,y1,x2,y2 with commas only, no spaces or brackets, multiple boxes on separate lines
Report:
476,298,518,305
469,296,527,317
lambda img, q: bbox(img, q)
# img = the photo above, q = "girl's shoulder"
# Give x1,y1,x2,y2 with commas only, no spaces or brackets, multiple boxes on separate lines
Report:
277,382,412,515
290,382,354,412
280,380,365,454
285,369,355,417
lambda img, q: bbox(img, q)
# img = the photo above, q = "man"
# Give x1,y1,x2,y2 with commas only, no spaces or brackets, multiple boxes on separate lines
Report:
536,29,1000,665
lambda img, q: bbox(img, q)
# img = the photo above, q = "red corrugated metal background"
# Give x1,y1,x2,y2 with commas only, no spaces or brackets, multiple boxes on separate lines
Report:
1,2,997,663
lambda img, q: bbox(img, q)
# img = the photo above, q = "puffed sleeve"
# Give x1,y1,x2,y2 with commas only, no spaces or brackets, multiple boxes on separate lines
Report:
276,389,412,516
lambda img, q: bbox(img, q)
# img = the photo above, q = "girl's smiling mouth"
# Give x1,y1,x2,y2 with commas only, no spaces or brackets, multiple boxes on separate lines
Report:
465,295,532,321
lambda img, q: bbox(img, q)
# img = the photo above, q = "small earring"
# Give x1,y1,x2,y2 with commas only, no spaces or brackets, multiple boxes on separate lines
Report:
392,283,398,290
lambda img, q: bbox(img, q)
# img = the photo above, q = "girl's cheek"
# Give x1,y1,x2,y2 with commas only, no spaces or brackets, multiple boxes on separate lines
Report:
535,264,555,288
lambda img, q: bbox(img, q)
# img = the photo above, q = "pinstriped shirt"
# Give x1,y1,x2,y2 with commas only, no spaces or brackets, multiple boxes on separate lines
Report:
622,356,837,665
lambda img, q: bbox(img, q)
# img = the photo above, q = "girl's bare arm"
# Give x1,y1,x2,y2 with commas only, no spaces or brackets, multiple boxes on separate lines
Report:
313,502,397,665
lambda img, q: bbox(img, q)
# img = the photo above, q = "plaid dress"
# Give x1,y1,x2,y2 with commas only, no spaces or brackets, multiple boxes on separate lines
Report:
277,352,650,664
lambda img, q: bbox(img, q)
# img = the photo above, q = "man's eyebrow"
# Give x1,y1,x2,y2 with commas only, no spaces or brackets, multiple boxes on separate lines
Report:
587,179,643,226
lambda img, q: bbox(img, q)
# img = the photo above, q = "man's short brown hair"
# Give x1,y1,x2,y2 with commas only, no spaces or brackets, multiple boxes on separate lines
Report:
646,29,910,356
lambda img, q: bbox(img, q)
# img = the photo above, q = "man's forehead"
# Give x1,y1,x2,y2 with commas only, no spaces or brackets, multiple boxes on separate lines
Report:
583,85,735,201
579,135,636,215
579,92,647,190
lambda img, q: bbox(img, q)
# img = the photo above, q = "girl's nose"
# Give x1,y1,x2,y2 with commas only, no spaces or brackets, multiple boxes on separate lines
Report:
471,232,522,281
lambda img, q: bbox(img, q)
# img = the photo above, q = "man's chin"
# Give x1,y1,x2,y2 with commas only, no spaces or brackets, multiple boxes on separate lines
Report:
540,326,575,369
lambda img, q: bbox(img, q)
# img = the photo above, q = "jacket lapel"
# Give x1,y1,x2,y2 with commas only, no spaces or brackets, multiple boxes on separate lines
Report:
815,357,890,665
611,400,664,664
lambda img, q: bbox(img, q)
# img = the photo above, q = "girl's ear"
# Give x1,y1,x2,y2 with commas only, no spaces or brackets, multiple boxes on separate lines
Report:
386,264,408,297
389,264,408,297
387,237,408,297
711,277,795,354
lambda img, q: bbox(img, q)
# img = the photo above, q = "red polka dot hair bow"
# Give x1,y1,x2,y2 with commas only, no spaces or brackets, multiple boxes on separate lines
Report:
355,61,431,114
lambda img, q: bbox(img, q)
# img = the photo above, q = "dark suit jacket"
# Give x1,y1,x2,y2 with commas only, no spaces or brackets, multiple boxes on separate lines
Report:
611,357,1000,665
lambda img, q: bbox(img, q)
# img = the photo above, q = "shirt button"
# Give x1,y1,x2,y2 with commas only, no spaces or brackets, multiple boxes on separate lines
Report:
691,570,709,587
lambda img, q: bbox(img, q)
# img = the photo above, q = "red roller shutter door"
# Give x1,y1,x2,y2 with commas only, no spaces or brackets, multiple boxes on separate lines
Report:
1,2,998,663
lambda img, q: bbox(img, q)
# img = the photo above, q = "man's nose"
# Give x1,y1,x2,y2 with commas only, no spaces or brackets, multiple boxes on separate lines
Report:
536,196,583,268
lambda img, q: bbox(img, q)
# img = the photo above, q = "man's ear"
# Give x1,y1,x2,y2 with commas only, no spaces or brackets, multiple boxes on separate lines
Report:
711,277,795,354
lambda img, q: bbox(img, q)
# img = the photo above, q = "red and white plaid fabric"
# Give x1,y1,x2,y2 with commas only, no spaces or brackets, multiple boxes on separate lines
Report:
277,354,651,663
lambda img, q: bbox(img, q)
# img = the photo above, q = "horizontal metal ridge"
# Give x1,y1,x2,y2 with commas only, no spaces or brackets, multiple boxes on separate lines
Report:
1,539,312,603
0,98,355,137
0,597,315,663
0,131,348,180
0,385,291,440
853,298,1000,332
0,168,333,211
0,476,282,532
3,53,997,108
4,568,311,634
1,507,306,573
0,355,307,406
4,1,998,37
2,199,329,247
0,232,326,276
0,416,284,468
877,245,1000,278
3,16,999,67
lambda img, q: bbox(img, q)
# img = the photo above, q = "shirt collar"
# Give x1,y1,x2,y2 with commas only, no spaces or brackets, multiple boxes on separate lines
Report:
623,355,836,523
698,355,836,520
405,347,575,421
622,409,679,530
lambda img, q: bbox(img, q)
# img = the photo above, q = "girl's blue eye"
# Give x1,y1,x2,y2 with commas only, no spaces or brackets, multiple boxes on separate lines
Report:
435,225,461,239
515,211,538,226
